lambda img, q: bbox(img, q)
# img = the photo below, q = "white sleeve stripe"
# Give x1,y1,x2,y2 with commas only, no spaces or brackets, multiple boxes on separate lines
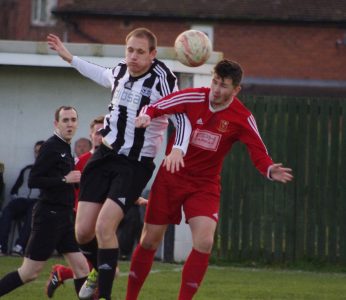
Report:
154,93,205,109
153,65,168,95
248,115,260,136
174,113,185,146
157,99,204,109
154,64,174,96
247,115,269,154
140,105,148,115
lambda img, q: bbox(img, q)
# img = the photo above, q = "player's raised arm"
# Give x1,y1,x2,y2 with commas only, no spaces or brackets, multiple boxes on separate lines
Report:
47,34,73,63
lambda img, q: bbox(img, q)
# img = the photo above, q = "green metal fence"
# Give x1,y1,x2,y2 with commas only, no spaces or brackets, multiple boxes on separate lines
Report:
215,96,346,264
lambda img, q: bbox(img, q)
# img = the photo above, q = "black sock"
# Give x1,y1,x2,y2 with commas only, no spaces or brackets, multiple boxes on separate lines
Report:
98,248,119,299
79,238,98,271
0,270,24,296
74,276,87,295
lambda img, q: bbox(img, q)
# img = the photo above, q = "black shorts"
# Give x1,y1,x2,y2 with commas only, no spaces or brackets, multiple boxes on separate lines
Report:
25,202,79,261
79,144,155,213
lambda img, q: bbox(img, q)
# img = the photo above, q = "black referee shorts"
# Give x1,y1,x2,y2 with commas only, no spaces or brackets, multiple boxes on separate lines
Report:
25,202,80,261
79,144,155,213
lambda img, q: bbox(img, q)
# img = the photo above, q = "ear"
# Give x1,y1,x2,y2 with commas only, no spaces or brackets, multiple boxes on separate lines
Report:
150,49,157,60
232,85,241,97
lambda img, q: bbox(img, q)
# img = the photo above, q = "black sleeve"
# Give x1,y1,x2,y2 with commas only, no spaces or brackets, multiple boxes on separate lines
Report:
28,144,65,189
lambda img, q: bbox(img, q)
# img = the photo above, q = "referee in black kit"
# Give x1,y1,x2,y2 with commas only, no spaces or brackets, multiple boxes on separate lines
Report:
0,106,89,297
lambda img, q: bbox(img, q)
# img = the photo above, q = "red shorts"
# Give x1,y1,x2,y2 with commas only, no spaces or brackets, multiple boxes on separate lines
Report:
145,166,221,225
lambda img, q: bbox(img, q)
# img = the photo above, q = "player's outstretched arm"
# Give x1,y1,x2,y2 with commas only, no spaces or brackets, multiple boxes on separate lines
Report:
269,163,293,183
47,34,73,63
163,148,185,174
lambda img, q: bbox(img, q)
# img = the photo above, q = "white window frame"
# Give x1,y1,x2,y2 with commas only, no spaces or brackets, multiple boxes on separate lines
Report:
191,25,214,47
31,0,57,26
177,73,193,89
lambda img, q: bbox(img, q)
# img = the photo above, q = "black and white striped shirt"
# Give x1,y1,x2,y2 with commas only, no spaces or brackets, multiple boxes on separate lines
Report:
71,57,190,160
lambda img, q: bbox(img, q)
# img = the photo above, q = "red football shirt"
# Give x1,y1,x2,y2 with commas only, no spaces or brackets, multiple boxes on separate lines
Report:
145,87,273,179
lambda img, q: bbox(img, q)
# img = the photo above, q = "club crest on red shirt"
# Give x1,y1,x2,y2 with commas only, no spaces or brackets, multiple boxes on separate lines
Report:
217,120,230,133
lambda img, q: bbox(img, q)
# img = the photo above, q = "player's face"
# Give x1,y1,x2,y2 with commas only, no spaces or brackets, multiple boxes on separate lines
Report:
90,123,103,150
210,74,241,108
126,36,157,77
54,109,78,143
75,139,91,157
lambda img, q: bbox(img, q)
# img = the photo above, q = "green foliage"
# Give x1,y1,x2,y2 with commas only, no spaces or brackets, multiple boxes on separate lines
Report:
1,257,346,299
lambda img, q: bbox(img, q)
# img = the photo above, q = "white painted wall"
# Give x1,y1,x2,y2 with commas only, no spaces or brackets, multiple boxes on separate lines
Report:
0,65,108,204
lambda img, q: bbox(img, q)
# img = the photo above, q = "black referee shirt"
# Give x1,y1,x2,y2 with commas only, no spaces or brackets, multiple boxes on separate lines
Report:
29,134,75,207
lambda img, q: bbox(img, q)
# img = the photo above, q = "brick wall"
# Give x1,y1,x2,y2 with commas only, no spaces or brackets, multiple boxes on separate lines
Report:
1,3,345,81
67,18,346,81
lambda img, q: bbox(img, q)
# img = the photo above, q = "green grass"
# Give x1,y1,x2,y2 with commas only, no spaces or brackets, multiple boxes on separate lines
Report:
1,256,346,299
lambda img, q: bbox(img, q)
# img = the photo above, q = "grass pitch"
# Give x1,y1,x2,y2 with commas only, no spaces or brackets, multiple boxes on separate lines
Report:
1,256,346,299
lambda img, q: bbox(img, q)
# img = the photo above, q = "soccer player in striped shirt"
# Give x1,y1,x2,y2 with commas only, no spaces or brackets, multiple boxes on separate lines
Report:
47,28,189,300
126,59,293,300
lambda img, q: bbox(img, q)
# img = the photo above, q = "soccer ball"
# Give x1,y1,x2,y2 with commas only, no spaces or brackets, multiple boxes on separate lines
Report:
174,30,212,67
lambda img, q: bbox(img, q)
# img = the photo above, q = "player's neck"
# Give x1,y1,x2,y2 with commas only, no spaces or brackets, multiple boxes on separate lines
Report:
210,96,234,111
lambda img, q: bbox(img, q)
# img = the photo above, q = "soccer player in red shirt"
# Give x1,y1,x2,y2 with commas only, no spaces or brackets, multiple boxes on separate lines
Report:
126,59,293,300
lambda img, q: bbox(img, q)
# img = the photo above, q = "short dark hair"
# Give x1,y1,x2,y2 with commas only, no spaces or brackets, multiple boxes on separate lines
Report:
90,115,105,129
126,28,157,52
54,106,78,122
214,59,243,87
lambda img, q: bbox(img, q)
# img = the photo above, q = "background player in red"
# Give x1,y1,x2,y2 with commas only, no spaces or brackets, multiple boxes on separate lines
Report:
126,59,293,300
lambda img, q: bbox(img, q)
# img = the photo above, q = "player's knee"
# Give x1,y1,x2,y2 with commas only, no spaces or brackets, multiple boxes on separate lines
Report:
194,236,214,253
95,223,114,243
140,236,161,250
76,227,93,244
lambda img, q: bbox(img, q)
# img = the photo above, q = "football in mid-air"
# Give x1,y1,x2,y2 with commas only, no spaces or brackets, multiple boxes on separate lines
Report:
174,30,212,67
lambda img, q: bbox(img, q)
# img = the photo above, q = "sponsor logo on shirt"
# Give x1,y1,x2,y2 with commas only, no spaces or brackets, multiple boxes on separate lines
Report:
190,129,221,151
113,87,142,110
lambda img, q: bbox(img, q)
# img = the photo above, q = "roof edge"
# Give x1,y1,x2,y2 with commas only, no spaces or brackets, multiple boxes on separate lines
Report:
52,10,346,24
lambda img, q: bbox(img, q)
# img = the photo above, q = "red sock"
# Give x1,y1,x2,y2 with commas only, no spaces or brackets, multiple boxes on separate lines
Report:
57,265,74,281
126,245,156,300
178,248,210,300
